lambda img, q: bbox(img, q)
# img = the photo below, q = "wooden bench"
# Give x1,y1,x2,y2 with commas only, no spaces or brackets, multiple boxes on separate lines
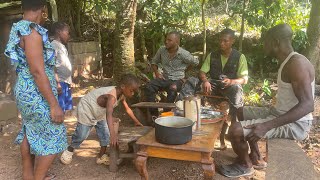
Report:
109,126,152,172
266,139,318,180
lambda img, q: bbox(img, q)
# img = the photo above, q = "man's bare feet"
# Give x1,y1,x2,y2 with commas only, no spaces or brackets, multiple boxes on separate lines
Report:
249,153,267,170
215,144,227,151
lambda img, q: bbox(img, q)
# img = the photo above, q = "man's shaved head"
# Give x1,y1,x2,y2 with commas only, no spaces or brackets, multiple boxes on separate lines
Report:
264,24,294,57
265,24,293,41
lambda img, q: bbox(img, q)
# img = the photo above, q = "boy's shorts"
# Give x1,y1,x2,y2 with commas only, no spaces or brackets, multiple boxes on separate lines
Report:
70,120,110,148
240,106,312,141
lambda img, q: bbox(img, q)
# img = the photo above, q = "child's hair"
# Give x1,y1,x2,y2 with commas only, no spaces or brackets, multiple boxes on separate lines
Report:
119,73,140,86
51,21,69,36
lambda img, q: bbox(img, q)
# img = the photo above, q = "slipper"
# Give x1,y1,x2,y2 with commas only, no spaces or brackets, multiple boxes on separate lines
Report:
44,172,56,180
96,154,110,165
60,150,74,165
219,163,254,178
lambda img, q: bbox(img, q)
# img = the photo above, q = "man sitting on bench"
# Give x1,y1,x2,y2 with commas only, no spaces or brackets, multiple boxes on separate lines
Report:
145,31,199,116
199,28,249,150
219,24,315,178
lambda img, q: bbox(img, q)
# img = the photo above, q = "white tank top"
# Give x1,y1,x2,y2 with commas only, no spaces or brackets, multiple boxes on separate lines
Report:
275,52,315,122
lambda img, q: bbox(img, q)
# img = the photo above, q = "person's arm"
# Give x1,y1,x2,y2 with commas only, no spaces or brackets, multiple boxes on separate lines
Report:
246,57,314,142
54,69,62,94
151,48,164,79
183,52,199,66
53,42,62,94
199,54,212,93
264,58,314,128
24,28,64,124
121,98,143,126
222,54,248,87
105,94,118,146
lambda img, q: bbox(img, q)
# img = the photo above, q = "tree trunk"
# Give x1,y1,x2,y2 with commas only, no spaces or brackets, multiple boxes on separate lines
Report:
201,0,207,62
139,24,148,63
48,0,58,21
136,4,148,64
305,0,320,84
113,0,138,83
56,0,76,36
239,0,246,52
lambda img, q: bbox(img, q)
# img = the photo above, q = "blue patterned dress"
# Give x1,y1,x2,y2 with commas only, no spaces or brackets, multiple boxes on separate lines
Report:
4,20,67,156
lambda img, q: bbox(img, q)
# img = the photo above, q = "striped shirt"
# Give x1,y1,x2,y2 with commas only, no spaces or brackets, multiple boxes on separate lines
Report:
151,46,198,80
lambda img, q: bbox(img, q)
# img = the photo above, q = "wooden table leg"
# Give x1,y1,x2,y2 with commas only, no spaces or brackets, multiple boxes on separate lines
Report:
135,152,148,180
201,152,215,180
202,163,215,180
109,145,119,172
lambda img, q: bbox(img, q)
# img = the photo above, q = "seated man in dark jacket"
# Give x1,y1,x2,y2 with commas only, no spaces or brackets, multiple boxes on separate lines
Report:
199,28,248,149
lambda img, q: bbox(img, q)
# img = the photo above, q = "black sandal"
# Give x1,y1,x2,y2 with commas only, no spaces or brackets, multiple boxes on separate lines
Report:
219,163,254,178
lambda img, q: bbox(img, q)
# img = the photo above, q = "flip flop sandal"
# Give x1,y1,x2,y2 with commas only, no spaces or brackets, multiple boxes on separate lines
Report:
219,163,254,178
44,172,56,180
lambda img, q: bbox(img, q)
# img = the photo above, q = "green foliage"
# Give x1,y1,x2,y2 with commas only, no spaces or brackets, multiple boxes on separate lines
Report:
292,29,309,52
139,0,202,54
59,0,312,78
243,78,275,106
262,79,272,96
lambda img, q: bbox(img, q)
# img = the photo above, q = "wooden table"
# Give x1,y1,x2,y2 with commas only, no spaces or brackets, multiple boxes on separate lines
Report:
134,121,224,180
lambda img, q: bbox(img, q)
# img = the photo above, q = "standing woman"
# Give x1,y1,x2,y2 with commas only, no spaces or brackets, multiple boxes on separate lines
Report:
4,0,67,179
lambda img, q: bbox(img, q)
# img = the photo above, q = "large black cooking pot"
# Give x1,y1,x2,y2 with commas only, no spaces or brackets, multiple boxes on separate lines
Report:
154,116,194,145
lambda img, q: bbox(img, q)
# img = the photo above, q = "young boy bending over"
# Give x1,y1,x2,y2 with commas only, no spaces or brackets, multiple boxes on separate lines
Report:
60,74,143,165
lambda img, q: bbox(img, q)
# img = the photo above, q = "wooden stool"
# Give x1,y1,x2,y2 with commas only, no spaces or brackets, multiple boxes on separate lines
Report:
109,126,152,172
131,102,176,126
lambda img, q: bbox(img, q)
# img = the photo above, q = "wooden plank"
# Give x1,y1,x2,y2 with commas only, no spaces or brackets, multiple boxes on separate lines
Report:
136,121,223,152
266,139,318,180
131,102,176,108
146,146,203,162
118,126,152,143
196,93,228,100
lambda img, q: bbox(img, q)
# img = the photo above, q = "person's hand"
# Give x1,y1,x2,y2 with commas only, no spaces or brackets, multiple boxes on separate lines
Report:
222,78,233,88
57,83,62,95
202,81,212,94
50,103,64,124
155,72,164,79
244,123,270,143
110,133,119,147
71,83,76,88
170,83,177,91
135,121,144,127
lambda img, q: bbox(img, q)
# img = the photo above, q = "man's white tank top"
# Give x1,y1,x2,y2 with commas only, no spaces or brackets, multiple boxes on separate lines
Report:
275,52,314,122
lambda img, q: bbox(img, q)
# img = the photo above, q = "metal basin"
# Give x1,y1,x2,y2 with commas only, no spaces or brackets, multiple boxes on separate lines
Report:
154,116,194,145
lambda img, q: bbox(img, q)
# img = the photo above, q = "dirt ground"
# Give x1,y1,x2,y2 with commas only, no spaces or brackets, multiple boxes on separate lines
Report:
0,79,319,180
